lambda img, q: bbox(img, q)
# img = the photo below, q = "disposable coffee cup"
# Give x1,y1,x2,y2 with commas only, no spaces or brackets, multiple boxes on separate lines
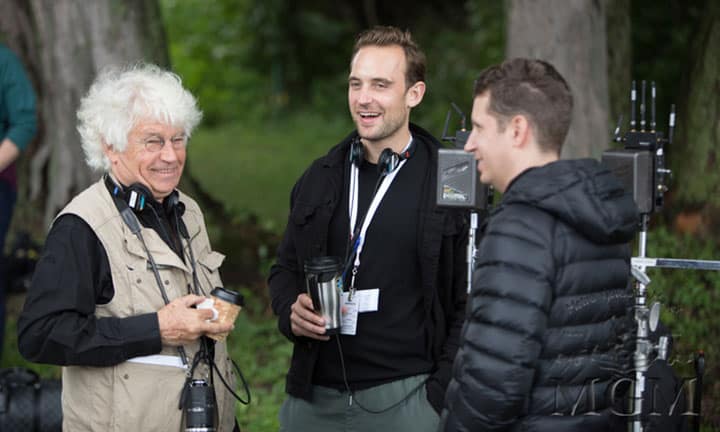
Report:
206,287,244,342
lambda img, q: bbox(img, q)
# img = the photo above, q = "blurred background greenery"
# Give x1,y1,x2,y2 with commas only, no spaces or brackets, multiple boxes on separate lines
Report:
1,0,719,430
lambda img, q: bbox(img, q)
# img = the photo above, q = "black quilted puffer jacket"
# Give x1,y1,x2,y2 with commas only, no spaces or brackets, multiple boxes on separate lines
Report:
440,158,639,432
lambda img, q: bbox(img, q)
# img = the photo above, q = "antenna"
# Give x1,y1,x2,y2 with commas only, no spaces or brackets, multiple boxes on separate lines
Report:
613,114,624,142
668,104,676,145
440,103,470,149
650,81,657,132
450,102,466,131
640,80,647,131
630,80,637,131
441,108,452,141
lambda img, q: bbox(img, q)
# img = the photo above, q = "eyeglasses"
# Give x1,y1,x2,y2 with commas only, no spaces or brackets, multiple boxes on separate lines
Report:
140,134,188,152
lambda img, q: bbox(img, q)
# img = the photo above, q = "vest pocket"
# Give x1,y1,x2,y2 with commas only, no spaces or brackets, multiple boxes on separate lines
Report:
198,250,226,293
111,361,186,431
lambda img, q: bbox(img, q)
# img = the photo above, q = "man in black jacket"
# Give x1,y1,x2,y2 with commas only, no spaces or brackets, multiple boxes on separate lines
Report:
268,26,468,432
440,58,638,431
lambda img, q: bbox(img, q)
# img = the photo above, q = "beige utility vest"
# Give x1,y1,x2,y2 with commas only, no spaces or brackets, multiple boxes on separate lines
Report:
57,179,236,432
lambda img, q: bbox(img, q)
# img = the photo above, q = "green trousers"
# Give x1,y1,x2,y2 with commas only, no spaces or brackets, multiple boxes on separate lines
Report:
278,374,440,432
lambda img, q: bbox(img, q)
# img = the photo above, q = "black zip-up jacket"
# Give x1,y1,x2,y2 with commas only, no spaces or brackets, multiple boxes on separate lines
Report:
441,158,639,431
268,124,468,412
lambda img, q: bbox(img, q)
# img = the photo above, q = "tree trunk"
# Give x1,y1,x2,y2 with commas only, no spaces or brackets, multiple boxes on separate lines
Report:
0,0,169,227
674,1,720,214
605,0,632,142
506,0,610,159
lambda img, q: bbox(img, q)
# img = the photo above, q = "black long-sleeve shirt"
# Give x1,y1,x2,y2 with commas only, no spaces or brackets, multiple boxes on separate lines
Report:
18,182,184,366
313,147,432,389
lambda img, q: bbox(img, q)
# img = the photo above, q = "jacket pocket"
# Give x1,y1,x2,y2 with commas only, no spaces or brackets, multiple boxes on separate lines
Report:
290,202,327,258
290,202,319,226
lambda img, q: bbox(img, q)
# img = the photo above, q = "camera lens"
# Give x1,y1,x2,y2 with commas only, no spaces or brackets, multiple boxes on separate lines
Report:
185,379,216,432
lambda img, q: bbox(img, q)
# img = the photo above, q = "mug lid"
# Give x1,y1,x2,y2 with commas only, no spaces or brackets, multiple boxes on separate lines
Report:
304,256,343,273
210,287,244,306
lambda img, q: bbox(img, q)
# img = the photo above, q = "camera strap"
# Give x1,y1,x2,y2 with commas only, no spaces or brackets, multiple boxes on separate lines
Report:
174,210,203,296
346,136,412,300
119,206,191,368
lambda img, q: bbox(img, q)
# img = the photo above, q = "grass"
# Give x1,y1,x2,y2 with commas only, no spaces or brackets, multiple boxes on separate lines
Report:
224,287,293,430
187,111,353,231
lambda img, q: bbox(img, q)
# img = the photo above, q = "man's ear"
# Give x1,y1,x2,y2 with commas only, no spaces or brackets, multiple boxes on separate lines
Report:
103,142,119,165
406,81,426,108
509,114,531,149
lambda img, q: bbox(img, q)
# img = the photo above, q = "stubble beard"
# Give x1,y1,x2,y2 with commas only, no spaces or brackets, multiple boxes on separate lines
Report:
355,110,409,147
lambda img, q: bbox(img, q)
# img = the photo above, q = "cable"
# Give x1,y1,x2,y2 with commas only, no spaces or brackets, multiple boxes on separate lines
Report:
146,203,175,252
333,335,426,414
174,209,203,296
211,357,252,405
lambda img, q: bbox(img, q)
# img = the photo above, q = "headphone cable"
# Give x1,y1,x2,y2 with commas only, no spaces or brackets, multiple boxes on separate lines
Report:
174,211,203,296
333,335,426,414
146,203,179,255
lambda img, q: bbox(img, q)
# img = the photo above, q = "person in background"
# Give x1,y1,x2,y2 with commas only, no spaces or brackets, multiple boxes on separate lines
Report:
0,43,37,360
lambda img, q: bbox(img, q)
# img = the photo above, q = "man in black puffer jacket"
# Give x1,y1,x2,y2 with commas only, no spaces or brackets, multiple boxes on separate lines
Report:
440,58,639,431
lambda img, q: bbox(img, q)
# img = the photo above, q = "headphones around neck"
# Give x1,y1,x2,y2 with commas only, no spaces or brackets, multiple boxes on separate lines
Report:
105,175,184,216
349,136,415,176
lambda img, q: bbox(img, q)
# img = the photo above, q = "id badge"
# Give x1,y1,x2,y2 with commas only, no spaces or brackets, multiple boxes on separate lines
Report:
340,293,359,335
340,288,380,335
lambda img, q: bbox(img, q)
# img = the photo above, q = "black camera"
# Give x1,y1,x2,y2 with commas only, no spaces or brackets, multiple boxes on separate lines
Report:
184,379,216,432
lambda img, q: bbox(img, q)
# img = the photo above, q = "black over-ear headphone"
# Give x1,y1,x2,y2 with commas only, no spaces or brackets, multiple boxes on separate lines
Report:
349,136,416,176
348,136,365,166
105,175,183,216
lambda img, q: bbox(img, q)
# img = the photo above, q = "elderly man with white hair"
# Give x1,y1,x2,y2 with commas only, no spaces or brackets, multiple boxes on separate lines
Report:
18,64,239,432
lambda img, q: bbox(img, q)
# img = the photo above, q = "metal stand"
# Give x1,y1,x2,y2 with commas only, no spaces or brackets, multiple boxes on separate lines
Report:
630,215,720,432
693,352,705,432
602,79,713,431
631,215,654,432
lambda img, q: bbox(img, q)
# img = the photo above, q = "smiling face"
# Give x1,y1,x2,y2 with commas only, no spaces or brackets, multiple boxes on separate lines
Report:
105,120,186,202
464,92,515,192
348,45,424,152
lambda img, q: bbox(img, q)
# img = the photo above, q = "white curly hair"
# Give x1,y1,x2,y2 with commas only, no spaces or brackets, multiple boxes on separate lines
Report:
77,64,202,171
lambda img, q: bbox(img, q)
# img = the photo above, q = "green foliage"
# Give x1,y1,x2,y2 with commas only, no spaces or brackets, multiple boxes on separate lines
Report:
227,287,292,431
161,0,270,126
413,0,506,134
161,0,505,132
671,1,720,207
645,226,720,424
630,0,705,130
